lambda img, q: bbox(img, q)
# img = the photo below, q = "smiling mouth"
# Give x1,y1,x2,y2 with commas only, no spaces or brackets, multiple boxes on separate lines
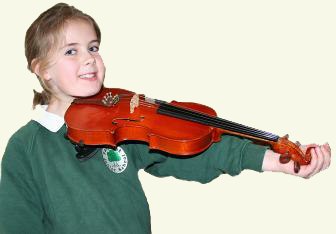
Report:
79,73,97,79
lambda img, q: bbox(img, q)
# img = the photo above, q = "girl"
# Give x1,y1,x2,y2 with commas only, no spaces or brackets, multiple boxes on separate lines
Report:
0,3,331,234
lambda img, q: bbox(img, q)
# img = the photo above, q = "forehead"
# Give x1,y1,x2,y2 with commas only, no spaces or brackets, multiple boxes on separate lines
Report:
62,19,98,44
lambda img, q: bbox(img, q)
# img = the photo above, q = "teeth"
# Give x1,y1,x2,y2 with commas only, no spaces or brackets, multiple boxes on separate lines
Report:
79,74,95,79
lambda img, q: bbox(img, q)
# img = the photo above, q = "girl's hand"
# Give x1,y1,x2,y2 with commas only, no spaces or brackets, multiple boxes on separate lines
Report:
294,143,331,178
262,143,331,178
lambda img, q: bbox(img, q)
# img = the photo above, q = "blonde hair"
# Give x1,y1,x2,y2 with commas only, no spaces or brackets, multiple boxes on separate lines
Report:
25,3,101,108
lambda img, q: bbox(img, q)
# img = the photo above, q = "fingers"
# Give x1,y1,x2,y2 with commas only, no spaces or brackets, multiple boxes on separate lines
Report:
300,149,318,179
300,143,318,154
311,147,324,176
300,143,331,179
321,143,331,170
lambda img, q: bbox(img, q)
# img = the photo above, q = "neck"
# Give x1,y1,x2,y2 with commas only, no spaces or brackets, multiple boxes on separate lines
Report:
47,97,74,117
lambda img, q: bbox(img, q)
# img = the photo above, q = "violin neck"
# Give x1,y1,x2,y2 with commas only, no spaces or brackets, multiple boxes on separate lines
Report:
157,102,279,142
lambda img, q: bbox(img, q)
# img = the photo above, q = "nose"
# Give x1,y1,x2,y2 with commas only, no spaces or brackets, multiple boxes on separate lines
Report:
83,52,96,65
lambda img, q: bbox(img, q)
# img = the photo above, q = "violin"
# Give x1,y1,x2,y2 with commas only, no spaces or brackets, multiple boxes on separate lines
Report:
64,87,312,173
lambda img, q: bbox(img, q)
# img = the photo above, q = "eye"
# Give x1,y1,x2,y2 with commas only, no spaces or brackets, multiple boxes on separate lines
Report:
89,46,99,53
65,49,76,55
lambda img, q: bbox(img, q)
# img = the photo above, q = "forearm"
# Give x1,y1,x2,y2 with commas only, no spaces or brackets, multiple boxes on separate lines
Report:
261,150,285,173
139,135,267,183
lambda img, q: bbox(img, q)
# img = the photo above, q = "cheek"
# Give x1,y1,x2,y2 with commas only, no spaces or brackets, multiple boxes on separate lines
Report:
95,55,105,67
57,62,79,81
61,61,78,74
51,62,79,88
96,58,106,77
99,63,106,76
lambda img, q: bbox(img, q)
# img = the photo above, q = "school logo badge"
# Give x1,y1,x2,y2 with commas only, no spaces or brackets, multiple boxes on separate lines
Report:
102,147,128,173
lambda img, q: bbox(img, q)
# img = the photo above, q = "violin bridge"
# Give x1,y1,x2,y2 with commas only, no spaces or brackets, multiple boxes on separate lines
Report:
130,94,140,113
102,92,120,107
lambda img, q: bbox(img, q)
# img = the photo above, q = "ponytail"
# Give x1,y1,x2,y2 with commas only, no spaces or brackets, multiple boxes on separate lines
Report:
32,89,51,109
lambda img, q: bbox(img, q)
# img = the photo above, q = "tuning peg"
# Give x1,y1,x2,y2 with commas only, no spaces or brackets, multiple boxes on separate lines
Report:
279,151,291,164
283,134,289,139
294,161,301,173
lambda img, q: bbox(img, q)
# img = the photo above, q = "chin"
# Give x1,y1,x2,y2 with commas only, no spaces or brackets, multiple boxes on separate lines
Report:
74,84,103,98
86,87,103,97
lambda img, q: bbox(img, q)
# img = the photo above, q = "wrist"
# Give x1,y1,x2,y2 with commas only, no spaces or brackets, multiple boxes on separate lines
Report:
262,150,282,172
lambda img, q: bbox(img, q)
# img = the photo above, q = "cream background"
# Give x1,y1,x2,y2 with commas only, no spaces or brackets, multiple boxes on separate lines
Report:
0,0,335,233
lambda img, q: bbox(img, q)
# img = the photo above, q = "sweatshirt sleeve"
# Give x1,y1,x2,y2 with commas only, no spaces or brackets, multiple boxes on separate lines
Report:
0,136,45,234
136,135,268,184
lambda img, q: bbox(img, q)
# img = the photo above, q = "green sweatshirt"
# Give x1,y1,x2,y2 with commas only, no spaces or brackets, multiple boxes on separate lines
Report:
0,118,266,233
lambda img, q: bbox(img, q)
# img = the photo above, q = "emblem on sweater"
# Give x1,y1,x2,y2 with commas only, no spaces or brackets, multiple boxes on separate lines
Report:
102,147,128,173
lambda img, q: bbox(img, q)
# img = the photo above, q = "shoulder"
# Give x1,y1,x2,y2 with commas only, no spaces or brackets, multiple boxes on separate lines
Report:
8,121,44,146
3,121,46,161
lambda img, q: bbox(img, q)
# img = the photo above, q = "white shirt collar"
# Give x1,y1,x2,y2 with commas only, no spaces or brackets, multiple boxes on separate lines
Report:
32,105,65,132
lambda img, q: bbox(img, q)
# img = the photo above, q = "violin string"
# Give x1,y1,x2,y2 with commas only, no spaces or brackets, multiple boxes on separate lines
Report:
159,103,270,137
166,103,279,140
158,107,276,141
157,103,279,141
159,107,278,141
124,95,278,140
138,101,158,108
115,94,278,141
118,96,158,109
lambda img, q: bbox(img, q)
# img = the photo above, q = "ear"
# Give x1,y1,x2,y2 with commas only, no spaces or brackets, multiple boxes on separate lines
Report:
31,59,52,81
31,58,40,76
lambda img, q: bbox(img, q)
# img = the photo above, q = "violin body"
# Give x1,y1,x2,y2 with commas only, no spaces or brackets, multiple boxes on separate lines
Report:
65,88,222,156
65,87,311,171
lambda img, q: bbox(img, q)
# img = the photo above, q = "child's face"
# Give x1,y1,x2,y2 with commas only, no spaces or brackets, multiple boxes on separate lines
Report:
43,19,105,100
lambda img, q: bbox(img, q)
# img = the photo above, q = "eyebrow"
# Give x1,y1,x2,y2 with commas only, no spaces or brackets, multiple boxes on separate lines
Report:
60,40,100,50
